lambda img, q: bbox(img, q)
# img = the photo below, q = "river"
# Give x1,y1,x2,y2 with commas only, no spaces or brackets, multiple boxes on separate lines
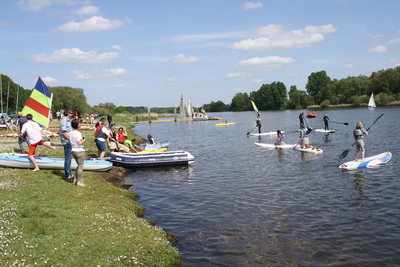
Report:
125,107,399,266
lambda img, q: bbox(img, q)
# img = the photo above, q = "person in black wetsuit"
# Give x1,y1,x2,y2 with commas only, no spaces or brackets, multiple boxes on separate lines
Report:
299,112,305,128
323,113,329,130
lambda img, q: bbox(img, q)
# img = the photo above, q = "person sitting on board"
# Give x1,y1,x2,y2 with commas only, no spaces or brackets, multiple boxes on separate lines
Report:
354,122,368,162
146,134,156,146
299,124,314,149
323,113,330,130
1,115,14,135
274,130,285,146
124,139,144,153
255,117,261,134
20,113,56,172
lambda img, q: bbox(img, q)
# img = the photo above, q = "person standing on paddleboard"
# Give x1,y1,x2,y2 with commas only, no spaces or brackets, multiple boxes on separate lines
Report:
323,113,330,130
354,122,368,162
255,117,261,134
299,112,305,128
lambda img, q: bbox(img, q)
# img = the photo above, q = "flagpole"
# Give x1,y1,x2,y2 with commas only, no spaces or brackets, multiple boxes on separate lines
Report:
7,81,10,113
16,85,19,113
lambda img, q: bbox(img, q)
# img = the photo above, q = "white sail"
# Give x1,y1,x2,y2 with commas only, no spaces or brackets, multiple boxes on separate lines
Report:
187,97,193,118
368,93,376,108
180,94,185,117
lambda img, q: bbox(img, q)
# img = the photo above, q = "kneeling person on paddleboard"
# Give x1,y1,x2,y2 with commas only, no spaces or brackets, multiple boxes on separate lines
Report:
354,122,368,162
300,125,314,149
274,130,285,146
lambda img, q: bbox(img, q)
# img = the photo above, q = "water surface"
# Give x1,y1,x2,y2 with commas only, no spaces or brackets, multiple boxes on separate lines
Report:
125,107,399,266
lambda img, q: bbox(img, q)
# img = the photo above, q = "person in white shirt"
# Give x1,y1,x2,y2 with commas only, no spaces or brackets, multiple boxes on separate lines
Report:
68,119,86,187
20,114,56,172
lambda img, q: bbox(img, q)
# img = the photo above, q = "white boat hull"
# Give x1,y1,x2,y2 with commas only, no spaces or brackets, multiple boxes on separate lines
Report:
293,146,323,154
249,131,285,136
315,129,336,133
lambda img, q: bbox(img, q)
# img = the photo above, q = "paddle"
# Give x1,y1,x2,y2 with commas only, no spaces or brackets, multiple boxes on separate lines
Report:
330,121,349,125
338,113,384,159
246,126,257,135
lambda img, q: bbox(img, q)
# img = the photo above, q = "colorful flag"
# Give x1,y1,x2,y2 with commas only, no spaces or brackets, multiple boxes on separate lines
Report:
21,77,53,128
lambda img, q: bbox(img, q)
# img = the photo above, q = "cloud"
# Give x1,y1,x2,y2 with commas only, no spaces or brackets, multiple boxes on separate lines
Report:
56,16,127,32
232,24,337,51
369,45,388,53
27,48,119,63
386,38,400,44
68,68,126,80
224,72,253,78
169,53,199,64
167,77,177,85
18,0,90,11
40,76,58,84
235,56,296,71
169,32,246,43
113,84,125,89
251,79,264,83
242,2,263,10
111,45,122,51
73,5,101,15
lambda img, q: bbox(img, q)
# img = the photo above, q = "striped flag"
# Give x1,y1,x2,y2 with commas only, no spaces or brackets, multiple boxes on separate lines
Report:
21,77,53,128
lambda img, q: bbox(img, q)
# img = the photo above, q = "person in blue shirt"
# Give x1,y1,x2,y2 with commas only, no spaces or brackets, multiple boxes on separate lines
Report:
60,108,74,179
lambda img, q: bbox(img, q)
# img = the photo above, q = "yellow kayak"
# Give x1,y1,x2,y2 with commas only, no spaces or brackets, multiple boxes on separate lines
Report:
137,147,168,153
215,123,236,126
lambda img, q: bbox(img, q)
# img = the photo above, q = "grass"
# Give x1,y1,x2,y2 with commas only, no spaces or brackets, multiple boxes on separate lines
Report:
0,114,180,266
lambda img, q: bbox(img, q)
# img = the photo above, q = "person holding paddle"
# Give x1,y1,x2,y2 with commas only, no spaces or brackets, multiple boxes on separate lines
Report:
274,130,285,146
354,122,368,162
323,113,330,130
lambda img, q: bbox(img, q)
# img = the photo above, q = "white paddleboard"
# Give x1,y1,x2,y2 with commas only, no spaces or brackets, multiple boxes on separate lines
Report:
339,152,392,170
315,129,335,133
254,142,294,148
249,131,285,136
293,146,323,154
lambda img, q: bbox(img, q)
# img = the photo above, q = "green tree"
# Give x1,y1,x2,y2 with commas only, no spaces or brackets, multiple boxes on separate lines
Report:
51,86,90,115
230,92,251,111
204,101,229,112
306,70,331,105
114,106,126,114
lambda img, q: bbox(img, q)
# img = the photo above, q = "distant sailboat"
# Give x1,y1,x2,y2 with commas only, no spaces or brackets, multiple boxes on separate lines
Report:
186,97,193,118
180,94,186,118
368,93,376,108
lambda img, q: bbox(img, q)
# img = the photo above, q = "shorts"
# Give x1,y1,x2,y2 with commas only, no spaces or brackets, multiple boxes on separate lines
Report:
28,140,44,156
95,139,106,151
109,141,117,150
355,139,365,152
301,137,309,145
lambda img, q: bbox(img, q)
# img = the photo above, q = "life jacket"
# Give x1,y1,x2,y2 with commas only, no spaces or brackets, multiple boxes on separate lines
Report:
354,128,363,139
95,125,107,139
117,133,125,143
300,129,308,138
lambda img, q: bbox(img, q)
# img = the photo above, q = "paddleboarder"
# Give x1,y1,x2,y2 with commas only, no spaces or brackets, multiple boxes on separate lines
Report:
299,125,314,149
354,122,368,162
274,130,285,146
255,117,261,134
323,113,330,130
299,112,305,128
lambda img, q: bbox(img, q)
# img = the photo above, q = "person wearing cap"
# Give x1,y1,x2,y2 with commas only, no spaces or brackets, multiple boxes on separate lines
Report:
15,112,30,153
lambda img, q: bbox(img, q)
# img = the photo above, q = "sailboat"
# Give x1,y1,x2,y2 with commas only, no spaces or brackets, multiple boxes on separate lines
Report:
193,107,208,121
179,94,186,118
368,93,376,108
186,97,193,118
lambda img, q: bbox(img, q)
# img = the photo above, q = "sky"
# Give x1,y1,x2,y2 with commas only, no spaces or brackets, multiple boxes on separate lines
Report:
1,0,399,108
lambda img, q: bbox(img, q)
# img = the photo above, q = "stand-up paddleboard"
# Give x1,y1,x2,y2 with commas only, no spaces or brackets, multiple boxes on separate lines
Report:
339,152,392,170
315,129,335,133
254,142,294,148
249,131,285,136
215,122,235,126
293,146,323,154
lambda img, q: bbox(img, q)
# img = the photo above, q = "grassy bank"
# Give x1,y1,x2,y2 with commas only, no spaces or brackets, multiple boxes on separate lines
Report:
0,114,180,266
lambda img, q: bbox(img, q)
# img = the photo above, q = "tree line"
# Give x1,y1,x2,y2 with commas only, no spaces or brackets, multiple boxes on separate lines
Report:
2,66,399,118
204,66,400,112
